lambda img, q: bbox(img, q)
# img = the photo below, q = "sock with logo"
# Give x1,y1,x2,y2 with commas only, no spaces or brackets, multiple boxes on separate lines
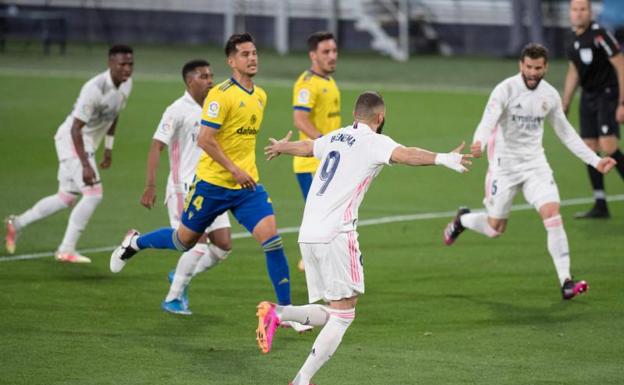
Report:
192,243,231,276
15,192,76,230
58,194,102,252
262,235,291,305
165,244,206,302
276,304,329,327
291,308,355,385
460,212,500,238
544,215,571,286
135,228,190,252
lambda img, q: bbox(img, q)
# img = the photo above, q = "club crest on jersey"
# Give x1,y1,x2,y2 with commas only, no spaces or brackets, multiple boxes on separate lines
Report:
207,101,219,118
580,48,593,64
297,88,311,104
161,121,172,134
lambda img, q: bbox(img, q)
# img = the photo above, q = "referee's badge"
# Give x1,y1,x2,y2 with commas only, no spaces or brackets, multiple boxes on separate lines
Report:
580,48,593,65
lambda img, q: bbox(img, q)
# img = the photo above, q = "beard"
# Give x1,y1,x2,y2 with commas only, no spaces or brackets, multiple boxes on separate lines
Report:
377,118,385,134
521,73,543,90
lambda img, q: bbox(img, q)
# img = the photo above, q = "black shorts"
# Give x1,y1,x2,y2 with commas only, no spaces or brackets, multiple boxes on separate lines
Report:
579,87,620,139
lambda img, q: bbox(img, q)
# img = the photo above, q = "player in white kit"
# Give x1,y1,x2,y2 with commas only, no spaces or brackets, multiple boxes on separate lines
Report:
140,60,232,315
4,45,134,263
255,91,472,385
443,44,616,300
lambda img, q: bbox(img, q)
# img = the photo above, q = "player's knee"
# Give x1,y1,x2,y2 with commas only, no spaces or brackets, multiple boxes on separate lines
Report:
584,139,599,152
173,230,196,251
57,191,78,207
81,184,103,201
215,238,232,252
209,243,231,261
599,136,618,154
487,219,505,236
543,214,563,230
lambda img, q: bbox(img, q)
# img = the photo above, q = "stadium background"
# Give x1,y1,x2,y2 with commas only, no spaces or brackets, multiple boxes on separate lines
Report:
1,1,622,384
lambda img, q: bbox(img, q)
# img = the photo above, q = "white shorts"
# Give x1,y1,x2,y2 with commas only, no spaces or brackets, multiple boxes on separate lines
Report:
57,154,102,195
300,231,364,304
483,166,560,219
166,190,230,233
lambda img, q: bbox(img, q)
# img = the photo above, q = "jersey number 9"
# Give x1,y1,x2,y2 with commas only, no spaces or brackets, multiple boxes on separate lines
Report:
317,150,341,196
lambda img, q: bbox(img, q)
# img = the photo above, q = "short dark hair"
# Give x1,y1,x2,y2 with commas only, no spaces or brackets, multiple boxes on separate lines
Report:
108,44,133,57
354,91,385,119
307,31,336,52
182,59,210,82
225,33,255,57
520,43,548,63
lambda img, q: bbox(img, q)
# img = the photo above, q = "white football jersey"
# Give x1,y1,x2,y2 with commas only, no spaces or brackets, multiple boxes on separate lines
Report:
55,70,132,160
474,73,599,172
153,91,203,197
298,123,401,243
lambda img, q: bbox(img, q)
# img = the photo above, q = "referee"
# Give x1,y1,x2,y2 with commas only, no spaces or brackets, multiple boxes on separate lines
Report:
563,0,624,218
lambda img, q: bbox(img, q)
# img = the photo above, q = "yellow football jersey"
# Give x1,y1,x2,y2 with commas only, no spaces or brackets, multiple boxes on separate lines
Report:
292,70,341,173
197,78,267,189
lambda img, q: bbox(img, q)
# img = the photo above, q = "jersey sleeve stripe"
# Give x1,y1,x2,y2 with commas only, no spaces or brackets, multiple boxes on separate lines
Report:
293,106,312,112
201,120,221,129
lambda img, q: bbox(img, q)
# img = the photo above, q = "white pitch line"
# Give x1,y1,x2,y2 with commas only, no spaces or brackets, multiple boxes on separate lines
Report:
2,194,622,263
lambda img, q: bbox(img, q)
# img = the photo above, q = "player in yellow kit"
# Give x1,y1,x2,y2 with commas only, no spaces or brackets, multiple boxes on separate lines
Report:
292,31,341,200
111,33,294,310
292,31,341,271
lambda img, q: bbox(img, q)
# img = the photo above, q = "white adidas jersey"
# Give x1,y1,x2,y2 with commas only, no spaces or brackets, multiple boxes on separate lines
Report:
153,91,203,197
55,70,132,160
298,123,401,243
474,73,599,172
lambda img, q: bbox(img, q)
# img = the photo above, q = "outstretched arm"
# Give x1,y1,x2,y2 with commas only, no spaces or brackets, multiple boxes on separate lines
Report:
390,142,472,173
264,131,314,159
549,101,616,174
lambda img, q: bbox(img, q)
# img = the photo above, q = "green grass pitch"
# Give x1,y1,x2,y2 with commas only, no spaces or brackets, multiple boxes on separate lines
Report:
0,43,622,385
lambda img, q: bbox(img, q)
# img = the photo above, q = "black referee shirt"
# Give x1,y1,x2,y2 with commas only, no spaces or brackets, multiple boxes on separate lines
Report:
567,22,621,92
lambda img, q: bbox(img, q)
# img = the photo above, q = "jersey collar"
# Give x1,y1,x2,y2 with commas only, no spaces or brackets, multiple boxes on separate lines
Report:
229,77,254,95
105,69,115,89
352,121,371,131
183,90,198,106
308,69,331,81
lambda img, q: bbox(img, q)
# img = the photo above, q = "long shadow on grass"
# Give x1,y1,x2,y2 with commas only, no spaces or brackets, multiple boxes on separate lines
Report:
446,294,588,326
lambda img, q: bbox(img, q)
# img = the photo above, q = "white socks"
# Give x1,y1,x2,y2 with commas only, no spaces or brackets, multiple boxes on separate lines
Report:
193,243,230,275
291,308,355,385
58,194,102,252
276,304,330,327
15,192,75,230
165,244,205,302
165,243,231,302
460,212,500,238
543,215,571,286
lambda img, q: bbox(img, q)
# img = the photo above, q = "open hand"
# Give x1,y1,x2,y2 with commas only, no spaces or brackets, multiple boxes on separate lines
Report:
264,131,293,160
